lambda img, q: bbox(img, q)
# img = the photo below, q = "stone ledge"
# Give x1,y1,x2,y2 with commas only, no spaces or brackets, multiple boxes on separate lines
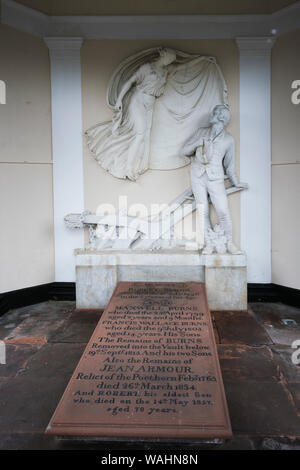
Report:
75,249,246,268
75,250,247,311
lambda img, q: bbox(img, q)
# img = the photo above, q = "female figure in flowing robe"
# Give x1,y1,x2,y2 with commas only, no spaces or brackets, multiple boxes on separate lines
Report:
85,48,177,181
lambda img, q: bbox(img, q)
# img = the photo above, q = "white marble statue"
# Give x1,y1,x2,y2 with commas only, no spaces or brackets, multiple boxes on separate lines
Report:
85,47,228,180
64,183,247,252
183,104,248,255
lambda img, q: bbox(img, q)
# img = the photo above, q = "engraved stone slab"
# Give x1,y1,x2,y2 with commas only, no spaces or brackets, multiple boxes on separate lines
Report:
46,282,232,439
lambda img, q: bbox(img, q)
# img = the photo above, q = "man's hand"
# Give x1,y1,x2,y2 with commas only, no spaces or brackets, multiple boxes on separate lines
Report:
235,182,248,189
183,142,197,157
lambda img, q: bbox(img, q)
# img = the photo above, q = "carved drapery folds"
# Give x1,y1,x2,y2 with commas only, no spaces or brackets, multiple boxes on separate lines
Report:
85,47,228,180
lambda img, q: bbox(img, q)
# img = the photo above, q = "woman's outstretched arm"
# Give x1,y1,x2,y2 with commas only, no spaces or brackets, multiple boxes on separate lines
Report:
115,73,138,110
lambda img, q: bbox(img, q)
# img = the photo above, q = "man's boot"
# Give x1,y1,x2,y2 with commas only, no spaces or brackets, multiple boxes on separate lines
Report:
202,243,214,255
227,241,242,255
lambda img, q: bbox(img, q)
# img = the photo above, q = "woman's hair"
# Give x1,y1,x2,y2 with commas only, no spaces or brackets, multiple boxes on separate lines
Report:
157,47,176,64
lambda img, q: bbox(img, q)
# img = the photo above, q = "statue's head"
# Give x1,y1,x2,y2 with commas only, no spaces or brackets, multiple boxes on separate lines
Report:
157,47,177,66
210,104,231,127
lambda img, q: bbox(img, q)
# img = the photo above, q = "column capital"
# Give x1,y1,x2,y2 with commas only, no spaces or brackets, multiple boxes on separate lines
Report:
236,37,276,56
44,37,84,60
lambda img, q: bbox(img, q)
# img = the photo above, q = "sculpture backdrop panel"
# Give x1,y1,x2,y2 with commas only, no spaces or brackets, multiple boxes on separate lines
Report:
85,47,228,180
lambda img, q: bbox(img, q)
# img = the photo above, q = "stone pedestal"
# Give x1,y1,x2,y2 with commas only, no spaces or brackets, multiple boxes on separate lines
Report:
204,254,247,310
75,249,247,311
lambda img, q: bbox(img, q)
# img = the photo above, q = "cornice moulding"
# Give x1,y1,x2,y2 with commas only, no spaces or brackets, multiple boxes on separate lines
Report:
236,37,276,55
1,0,300,39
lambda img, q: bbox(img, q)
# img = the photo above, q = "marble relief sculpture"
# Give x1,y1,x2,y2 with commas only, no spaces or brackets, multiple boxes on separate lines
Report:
85,47,228,180
183,105,248,254
68,48,248,312
67,47,248,254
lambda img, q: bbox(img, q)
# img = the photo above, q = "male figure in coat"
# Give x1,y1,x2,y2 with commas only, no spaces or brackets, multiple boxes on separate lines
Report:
183,105,248,254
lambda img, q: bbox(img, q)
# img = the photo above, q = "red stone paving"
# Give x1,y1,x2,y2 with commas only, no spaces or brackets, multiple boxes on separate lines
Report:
0,298,299,449
250,303,300,346
212,310,273,345
0,343,42,378
217,345,279,382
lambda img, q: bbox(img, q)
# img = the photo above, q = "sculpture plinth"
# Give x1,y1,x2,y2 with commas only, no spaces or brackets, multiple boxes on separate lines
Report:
75,250,247,311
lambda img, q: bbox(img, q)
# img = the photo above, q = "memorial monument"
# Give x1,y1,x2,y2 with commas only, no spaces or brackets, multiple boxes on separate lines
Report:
47,47,249,442
66,47,248,311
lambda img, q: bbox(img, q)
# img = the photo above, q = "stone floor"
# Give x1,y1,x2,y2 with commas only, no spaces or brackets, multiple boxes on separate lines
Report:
0,300,299,450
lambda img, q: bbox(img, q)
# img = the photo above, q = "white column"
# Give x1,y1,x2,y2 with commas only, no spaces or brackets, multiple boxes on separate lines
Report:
44,37,85,282
236,37,275,284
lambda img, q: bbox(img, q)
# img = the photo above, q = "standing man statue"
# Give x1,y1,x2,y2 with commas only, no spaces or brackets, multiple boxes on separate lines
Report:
183,105,248,255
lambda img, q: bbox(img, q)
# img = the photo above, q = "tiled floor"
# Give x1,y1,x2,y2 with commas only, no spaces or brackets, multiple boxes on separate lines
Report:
0,301,299,450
